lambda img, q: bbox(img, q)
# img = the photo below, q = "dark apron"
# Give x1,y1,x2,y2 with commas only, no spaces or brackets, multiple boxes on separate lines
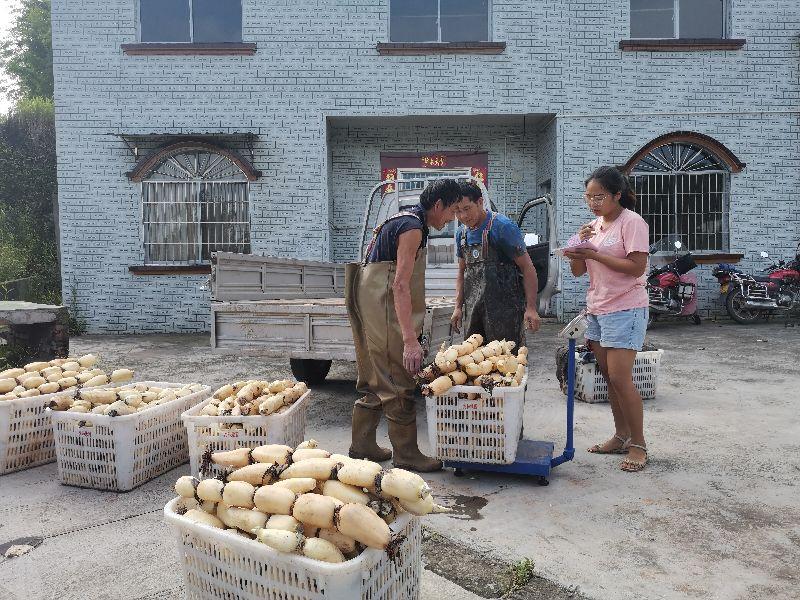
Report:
461,212,526,348
344,212,427,425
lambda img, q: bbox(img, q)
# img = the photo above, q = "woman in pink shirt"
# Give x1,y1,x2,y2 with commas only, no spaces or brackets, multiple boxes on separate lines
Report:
564,166,650,472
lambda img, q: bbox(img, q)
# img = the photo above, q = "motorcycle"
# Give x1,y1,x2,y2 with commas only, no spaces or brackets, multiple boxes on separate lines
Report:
646,239,701,327
712,242,800,323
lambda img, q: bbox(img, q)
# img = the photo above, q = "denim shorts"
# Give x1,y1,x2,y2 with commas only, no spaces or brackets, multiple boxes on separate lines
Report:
585,307,649,351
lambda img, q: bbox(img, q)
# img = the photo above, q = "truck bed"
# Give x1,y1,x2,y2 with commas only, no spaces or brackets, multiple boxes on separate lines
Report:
210,253,457,361
211,296,455,360
210,252,458,301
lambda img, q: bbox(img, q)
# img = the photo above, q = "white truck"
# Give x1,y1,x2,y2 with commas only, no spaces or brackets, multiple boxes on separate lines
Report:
209,179,558,383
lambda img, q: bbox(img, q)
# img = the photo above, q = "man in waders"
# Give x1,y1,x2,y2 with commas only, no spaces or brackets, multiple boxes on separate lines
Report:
345,179,462,472
450,181,542,348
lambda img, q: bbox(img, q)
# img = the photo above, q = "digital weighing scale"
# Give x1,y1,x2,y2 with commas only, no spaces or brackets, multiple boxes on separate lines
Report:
447,312,587,485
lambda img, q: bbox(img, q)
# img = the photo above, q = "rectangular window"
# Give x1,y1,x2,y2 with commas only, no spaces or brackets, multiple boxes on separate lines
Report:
630,0,725,39
193,0,243,43
139,0,242,43
140,0,190,43
142,181,250,264
390,0,490,43
678,0,724,38
632,173,728,252
440,0,489,42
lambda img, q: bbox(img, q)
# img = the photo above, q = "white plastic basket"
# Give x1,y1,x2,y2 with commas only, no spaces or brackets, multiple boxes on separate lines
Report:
182,391,310,480
163,497,421,600
575,350,664,403
50,382,211,491
424,372,528,465
0,388,77,475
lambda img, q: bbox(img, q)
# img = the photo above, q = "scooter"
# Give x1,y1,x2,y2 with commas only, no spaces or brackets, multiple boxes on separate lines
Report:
646,239,701,328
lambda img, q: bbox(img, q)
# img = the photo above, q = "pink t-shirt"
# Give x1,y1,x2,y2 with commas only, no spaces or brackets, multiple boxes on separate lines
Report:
585,209,650,315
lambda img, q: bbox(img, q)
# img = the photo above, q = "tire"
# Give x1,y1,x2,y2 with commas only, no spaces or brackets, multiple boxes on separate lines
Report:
692,312,702,325
647,312,656,329
725,289,762,324
290,359,332,384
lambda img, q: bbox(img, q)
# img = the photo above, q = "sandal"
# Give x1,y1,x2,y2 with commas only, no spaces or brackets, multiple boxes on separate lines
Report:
588,434,630,455
620,444,648,472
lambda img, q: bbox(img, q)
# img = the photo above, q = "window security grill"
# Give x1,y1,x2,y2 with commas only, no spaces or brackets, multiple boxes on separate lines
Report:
631,142,729,252
142,151,250,265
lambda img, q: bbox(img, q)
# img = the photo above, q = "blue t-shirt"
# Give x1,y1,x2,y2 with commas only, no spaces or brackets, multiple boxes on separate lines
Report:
367,204,428,263
455,211,527,264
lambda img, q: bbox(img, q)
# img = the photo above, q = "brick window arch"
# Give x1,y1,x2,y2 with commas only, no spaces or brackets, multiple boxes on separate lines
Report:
624,132,743,252
129,139,260,182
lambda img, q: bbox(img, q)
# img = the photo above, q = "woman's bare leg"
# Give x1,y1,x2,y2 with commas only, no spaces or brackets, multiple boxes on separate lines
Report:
605,348,646,466
587,340,631,452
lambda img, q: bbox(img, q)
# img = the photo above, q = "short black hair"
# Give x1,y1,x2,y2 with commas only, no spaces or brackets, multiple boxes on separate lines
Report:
419,178,462,209
459,181,482,203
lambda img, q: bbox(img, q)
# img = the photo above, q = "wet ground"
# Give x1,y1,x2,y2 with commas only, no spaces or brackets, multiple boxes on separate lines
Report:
0,317,798,599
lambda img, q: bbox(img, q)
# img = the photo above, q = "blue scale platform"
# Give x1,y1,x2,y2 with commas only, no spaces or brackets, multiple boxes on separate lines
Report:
444,439,556,479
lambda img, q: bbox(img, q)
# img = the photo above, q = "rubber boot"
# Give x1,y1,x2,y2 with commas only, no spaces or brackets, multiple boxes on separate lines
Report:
388,420,443,472
349,404,392,461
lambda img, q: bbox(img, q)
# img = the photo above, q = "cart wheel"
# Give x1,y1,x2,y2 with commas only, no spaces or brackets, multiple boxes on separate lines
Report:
537,476,549,486
454,468,464,477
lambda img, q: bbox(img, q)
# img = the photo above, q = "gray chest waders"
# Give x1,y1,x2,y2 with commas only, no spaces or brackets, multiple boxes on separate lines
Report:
344,211,443,471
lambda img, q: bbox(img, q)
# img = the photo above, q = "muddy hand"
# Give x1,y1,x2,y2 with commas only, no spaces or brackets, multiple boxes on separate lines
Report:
525,308,541,333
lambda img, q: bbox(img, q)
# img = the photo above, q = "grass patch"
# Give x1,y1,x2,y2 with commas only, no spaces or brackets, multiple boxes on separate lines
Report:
504,558,536,597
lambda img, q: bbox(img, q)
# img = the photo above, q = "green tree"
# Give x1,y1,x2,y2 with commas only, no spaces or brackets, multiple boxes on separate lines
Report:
0,97,59,302
0,0,59,306
1,0,53,101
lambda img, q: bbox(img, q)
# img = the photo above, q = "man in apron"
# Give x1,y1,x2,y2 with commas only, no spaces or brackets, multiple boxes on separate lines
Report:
451,181,542,348
345,179,461,472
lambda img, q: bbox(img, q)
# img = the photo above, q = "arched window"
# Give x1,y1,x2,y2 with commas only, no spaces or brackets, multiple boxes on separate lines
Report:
628,138,736,252
140,147,251,264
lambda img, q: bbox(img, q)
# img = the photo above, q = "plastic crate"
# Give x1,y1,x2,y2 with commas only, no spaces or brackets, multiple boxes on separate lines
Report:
163,497,421,600
182,391,310,479
424,372,528,465
0,388,77,475
575,350,664,404
50,382,211,491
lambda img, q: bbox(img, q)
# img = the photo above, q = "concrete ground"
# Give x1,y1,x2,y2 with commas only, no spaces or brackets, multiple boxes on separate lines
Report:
0,318,798,600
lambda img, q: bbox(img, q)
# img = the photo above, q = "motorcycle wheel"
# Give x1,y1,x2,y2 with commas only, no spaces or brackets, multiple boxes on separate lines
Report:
647,312,656,329
692,312,702,325
725,289,762,324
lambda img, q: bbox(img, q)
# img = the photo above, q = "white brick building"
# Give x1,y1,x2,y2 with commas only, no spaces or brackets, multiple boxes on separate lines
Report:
51,0,800,332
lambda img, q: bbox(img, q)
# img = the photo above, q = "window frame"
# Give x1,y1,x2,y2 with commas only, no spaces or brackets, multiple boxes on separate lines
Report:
139,150,252,266
393,167,473,267
395,167,472,242
388,0,492,44
630,143,731,254
136,0,243,44
140,179,251,266
629,0,728,40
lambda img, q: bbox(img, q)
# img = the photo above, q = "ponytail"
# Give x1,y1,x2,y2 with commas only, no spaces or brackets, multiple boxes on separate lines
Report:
585,166,637,210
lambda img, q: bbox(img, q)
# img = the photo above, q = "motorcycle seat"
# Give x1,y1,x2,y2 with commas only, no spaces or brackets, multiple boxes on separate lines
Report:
752,274,772,282
714,263,740,274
